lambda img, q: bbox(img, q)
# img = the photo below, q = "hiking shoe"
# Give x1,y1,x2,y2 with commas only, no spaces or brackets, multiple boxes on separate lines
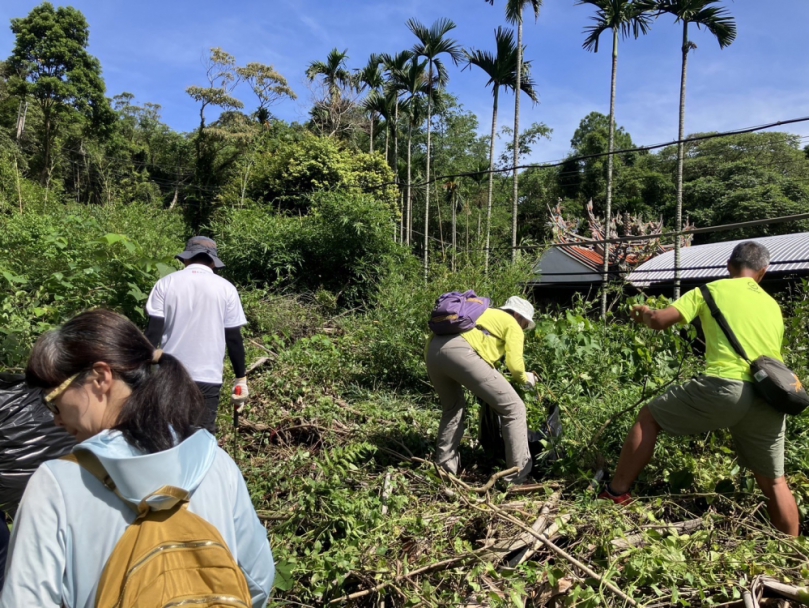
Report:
597,486,633,506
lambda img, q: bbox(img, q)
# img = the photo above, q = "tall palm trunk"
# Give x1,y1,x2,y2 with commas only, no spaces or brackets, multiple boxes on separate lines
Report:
384,123,389,163
436,181,445,260
511,16,523,264
466,202,470,261
423,61,434,281
399,191,405,243
41,107,53,185
369,113,375,154
485,86,500,273
451,188,457,272
674,21,689,299
394,101,402,242
600,28,619,319
407,121,413,246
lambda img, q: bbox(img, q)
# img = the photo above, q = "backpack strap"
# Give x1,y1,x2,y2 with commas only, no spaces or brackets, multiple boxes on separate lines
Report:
140,486,191,512
61,451,139,515
698,284,752,364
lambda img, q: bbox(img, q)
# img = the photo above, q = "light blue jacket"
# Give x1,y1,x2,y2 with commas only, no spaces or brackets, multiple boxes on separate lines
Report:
0,429,274,608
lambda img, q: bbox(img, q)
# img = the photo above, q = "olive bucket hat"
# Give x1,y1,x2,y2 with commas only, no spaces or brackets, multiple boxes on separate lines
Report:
175,236,225,269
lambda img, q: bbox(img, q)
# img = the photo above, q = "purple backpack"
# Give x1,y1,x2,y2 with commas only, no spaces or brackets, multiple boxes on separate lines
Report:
428,290,491,335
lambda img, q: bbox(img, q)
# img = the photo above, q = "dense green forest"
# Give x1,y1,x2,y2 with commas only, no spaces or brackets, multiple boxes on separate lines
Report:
3,2,809,606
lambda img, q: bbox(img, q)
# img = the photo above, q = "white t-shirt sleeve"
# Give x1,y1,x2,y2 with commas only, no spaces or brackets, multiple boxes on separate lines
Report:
224,285,247,329
145,278,166,318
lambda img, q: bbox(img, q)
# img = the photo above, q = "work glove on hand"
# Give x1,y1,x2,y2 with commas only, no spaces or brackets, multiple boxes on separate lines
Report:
525,372,537,388
232,378,249,403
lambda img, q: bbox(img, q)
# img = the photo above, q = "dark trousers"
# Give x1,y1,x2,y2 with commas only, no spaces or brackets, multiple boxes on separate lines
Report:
195,381,222,433
0,511,9,591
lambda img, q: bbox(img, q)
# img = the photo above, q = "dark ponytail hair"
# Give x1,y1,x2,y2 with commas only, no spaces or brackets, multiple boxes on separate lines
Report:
25,309,206,454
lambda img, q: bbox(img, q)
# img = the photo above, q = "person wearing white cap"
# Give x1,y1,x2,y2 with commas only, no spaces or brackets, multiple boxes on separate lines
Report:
425,296,538,484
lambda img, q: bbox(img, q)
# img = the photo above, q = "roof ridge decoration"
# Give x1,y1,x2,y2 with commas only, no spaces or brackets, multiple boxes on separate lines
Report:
548,199,694,272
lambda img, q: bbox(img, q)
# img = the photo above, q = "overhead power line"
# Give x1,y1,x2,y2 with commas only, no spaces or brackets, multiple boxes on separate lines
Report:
374,115,809,192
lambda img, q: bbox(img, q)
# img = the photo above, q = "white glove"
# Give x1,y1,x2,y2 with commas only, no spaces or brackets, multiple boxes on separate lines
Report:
232,378,249,402
525,372,537,388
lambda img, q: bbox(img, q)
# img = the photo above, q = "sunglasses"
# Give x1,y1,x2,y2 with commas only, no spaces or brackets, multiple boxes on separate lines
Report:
43,372,80,415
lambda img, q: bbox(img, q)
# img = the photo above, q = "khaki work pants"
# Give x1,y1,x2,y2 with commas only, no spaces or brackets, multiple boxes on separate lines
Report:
426,334,531,483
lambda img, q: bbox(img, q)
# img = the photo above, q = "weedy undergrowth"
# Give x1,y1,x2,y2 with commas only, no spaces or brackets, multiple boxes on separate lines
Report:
220,267,809,607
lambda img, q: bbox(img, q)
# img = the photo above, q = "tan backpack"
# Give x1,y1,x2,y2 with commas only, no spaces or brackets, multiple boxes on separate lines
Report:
64,450,253,608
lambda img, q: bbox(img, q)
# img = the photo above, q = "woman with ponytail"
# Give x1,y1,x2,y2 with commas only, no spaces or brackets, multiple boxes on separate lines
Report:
0,310,274,607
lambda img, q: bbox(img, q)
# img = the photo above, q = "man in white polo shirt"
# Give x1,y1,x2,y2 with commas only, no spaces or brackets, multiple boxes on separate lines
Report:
145,236,248,432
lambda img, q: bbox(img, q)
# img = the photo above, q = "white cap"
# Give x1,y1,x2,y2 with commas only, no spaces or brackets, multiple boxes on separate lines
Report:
500,296,535,331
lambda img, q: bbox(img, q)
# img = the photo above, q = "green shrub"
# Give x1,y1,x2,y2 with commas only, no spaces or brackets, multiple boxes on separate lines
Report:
246,132,397,212
0,204,184,368
214,191,401,303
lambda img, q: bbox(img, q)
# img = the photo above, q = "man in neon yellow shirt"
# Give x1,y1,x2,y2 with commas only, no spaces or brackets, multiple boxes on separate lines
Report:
601,242,799,536
426,296,538,485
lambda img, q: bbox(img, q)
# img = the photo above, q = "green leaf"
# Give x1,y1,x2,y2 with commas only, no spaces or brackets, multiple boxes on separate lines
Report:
100,233,125,245
2,271,27,285
156,263,176,278
273,559,295,591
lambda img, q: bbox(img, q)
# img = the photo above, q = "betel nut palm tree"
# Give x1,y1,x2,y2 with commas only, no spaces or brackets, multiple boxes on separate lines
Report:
485,0,543,263
407,18,464,281
577,0,653,318
356,55,385,153
306,48,354,136
362,90,391,158
378,50,413,242
392,57,431,246
465,26,538,272
305,47,353,104
654,0,736,298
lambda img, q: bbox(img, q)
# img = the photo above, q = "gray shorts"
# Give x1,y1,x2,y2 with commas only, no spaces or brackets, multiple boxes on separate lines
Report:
648,376,786,479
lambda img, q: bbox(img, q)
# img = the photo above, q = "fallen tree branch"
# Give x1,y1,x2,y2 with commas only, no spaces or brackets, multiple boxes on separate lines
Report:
256,511,292,522
246,356,272,374
480,512,570,564
754,576,809,605
742,591,755,608
472,467,520,493
506,482,562,494
509,491,562,567
238,418,271,432
381,471,393,516
611,518,704,551
477,500,642,607
248,339,278,358
410,456,518,494
327,545,493,604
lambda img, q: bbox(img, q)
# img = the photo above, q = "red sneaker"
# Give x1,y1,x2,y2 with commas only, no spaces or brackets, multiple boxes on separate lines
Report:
598,487,633,506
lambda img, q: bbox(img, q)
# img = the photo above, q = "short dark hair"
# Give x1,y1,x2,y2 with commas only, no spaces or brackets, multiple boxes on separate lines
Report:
186,252,215,266
26,309,205,454
728,241,771,272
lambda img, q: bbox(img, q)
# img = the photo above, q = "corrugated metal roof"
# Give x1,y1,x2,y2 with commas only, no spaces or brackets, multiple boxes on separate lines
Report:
628,232,809,287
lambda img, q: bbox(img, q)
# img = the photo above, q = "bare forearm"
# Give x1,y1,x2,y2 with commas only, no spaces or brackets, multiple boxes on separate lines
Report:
632,305,683,331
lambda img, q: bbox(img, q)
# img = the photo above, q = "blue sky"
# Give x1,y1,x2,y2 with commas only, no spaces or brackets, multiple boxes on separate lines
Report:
3,0,809,163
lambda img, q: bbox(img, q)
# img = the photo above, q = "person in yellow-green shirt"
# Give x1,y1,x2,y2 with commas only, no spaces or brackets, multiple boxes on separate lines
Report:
426,296,538,485
600,241,799,536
